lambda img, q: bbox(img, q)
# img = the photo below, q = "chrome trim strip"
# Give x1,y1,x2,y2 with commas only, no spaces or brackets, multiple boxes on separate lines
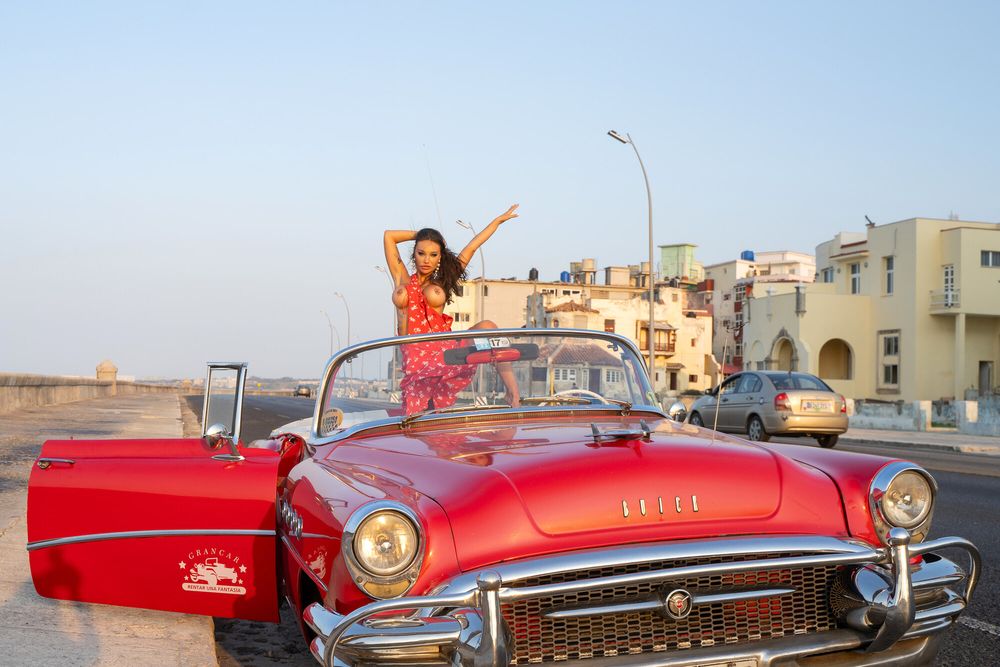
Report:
26,528,275,552
310,406,667,449
501,551,879,602
543,587,796,619
280,534,329,595
437,535,879,594
311,328,658,438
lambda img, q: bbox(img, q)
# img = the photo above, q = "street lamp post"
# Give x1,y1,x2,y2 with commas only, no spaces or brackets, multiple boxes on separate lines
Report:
608,129,655,389
320,310,341,356
333,292,351,346
455,219,486,323
374,265,398,336
375,265,399,393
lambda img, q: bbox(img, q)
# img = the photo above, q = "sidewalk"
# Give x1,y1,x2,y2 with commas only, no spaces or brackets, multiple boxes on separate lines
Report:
0,394,217,666
842,427,1000,455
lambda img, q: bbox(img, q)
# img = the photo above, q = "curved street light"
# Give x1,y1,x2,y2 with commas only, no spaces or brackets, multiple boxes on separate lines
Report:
455,219,486,323
333,291,352,346
608,129,655,387
320,309,341,356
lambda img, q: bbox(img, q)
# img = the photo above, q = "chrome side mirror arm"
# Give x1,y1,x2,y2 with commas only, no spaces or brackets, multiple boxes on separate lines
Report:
204,423,245,463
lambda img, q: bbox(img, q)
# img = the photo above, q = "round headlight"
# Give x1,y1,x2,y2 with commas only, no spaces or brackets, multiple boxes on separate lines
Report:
880,470,933,528
352,511,419,577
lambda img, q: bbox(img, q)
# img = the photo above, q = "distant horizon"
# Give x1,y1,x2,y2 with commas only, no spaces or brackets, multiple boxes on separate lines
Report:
4,1,998,378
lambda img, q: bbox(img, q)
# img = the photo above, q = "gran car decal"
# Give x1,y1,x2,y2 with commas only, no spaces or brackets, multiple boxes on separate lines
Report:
180,548,249,595
622,495,700,518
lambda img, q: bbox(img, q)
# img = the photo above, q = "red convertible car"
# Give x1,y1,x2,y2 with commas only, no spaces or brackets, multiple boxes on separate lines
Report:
27,329,979,666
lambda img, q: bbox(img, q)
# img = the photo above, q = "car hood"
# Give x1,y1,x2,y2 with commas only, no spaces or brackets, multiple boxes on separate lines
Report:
323,415,848,571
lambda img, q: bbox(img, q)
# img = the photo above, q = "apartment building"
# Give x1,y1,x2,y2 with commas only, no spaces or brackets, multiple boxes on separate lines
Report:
743,218,1000,401
447,259,717,393
703,250,815,374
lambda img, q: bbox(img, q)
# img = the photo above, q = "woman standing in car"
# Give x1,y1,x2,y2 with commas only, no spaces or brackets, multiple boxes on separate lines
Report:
383,204,520,411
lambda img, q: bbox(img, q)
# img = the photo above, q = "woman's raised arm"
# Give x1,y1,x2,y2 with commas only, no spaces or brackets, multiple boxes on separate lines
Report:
383,230,416,286
456,204,519,270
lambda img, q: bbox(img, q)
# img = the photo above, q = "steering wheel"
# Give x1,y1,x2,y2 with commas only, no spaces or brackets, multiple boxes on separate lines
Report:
554,389,610,405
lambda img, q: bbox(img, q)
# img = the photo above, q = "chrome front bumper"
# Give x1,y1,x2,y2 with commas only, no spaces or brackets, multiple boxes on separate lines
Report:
305,532,979,666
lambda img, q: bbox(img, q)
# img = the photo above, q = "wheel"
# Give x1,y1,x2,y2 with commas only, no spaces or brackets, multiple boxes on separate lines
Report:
554,389,609,404
689,412,704,427
817,434,838,448
747,415,770,442
206,572,218,586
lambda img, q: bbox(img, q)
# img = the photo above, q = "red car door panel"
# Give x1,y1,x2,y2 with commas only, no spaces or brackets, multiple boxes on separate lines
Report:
27,438,282,622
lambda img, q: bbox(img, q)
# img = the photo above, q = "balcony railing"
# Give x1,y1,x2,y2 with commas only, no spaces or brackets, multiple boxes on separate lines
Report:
929,289,960,310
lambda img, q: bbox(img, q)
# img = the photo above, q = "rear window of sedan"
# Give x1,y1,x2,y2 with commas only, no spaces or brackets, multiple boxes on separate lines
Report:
763,372,833,392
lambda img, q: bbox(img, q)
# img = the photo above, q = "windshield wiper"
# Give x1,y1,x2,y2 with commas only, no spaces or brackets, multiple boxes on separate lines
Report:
400,403,512,429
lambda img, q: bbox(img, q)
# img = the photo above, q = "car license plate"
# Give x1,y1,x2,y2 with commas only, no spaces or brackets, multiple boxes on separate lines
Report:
698,660,757,667
801,400,832,412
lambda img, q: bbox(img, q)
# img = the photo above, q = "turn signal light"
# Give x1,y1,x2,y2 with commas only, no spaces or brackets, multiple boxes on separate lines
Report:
839,394,847,413
774,392,791,412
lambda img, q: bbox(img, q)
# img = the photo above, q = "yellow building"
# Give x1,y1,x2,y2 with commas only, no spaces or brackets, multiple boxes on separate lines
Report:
743,218,1000,401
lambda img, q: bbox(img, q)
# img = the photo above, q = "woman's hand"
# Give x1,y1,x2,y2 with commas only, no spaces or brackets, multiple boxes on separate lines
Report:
492,204,519,225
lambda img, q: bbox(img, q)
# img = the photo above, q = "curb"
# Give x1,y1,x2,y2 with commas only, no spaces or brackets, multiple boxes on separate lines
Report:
840,436,1000,456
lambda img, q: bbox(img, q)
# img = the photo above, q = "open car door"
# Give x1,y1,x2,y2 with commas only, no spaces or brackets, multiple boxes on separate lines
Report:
26,363,284,622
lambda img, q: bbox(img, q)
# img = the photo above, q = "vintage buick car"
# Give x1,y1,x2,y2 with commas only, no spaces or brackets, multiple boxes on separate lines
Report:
27,329,980,666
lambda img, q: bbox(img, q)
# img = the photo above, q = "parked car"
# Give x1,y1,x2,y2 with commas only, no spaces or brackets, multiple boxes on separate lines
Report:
687,370,849,447
294,383,313,398
27,329,979,666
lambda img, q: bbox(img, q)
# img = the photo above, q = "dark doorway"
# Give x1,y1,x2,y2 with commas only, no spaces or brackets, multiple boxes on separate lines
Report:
589,368,601,393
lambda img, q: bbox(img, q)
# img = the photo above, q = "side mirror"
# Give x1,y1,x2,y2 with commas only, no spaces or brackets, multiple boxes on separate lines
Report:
202,362,248,461
666,401,688,422
705,387,715,396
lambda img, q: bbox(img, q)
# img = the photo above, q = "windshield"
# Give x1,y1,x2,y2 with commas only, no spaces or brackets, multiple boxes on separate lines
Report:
765,372,833,392
317,330,655,436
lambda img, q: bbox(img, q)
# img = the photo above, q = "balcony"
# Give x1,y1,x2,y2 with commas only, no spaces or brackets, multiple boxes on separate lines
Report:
929,289,960,314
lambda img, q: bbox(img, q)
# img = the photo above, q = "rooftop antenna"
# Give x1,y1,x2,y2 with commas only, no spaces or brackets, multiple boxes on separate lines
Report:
865,215,875,229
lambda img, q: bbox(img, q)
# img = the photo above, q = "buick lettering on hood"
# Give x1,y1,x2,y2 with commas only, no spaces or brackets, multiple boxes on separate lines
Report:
27,329,980,666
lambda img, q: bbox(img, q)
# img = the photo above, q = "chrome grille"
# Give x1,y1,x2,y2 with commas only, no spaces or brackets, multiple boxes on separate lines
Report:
503,553,838,663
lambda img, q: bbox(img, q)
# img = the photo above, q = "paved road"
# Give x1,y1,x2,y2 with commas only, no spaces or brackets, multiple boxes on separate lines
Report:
211,397,998,666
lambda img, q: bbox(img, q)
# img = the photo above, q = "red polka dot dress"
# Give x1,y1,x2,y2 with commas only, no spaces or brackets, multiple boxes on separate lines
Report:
399,274,475,414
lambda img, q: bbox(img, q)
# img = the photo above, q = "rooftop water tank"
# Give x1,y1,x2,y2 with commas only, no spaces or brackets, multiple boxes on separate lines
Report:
740,250,755,262
528,267,539,281
559,270,571,283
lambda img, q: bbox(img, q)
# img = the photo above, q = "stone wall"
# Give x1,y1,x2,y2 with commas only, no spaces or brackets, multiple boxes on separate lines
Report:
0,373,177,414
850,398,1000,436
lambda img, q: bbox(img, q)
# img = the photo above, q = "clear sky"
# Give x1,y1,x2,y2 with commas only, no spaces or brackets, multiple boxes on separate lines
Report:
2,1,998,379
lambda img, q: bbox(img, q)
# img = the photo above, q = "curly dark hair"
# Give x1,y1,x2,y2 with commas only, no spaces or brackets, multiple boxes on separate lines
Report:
412,228,467,304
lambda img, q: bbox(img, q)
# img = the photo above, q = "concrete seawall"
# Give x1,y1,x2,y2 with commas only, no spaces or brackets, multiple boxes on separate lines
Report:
0,373,177,414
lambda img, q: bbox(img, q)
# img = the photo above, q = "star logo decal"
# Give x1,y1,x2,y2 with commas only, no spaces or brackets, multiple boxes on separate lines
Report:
178,561,186,569
239,565,247,574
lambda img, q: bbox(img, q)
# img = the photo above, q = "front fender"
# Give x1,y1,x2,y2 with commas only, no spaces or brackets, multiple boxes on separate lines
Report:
282,454,462,616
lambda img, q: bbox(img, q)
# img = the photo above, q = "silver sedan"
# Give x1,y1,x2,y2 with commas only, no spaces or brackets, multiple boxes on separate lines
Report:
686,371,848,447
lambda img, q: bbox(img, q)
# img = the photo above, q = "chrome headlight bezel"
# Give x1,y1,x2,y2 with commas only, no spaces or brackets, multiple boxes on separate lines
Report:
869,462,937,544
342,500,424,599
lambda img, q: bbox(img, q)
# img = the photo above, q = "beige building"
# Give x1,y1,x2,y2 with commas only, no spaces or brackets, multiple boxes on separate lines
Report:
703,250,816,374
743,218,1000,401
447,261,717,394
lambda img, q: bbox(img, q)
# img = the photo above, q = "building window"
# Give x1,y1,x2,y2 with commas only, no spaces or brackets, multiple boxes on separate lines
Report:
821,267,834,283
482,285,489,297
554,368,577,383
878,331,900,392
884,256,894,295
688,374,698,383
734,284,746,301
455,285,464,297
551,318,560,328
690,338,696,347
531,366,547,382
734,342,743,357
604,319,615,333
982,250,1000,267
850,263,861,294
453,312,471,322
605,369,623,383
734,309,743,329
